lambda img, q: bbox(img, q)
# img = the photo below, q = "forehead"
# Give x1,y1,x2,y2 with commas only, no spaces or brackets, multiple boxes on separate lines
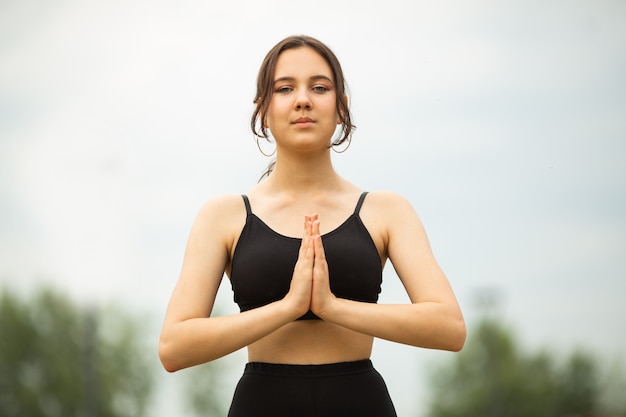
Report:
274,47,334,81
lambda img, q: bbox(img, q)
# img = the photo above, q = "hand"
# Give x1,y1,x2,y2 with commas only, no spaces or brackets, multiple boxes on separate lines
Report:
284,216,314,318
310,218,337,318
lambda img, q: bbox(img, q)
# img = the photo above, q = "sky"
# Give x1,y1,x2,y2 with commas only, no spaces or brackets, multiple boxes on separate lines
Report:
1,0,626,415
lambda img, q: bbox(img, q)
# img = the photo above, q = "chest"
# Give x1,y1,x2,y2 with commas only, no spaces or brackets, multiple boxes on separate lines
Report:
229,215,383,312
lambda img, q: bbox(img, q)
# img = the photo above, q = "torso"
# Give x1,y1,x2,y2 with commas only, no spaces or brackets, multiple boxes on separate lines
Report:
223,186,390,364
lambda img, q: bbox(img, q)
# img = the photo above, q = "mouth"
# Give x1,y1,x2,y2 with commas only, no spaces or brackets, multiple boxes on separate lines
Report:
293,117,314,125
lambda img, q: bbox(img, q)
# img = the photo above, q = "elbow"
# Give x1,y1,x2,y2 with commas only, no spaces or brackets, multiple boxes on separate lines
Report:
160,359,180,374
447,317,467,352
421,306,466,352
158,338,183,373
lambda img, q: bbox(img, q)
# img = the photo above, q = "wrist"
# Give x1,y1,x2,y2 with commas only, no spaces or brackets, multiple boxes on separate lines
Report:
279,294,310,321
314,295,340,321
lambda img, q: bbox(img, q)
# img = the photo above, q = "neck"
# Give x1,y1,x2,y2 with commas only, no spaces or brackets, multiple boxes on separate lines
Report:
263,149,342,195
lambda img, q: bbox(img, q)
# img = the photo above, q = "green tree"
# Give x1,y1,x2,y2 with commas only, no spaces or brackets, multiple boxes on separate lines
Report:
428,317,601,417
0,287,154,417
597,356,626,417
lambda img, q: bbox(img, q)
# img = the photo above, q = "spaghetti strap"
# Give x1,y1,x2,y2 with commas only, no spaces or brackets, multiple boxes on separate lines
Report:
354,192,369,215
241,195,252,216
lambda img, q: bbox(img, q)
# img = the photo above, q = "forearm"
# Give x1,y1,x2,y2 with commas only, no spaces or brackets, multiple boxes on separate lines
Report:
319,299,466,352
159,300,299,372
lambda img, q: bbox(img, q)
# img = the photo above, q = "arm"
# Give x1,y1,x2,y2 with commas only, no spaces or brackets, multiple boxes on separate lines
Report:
311,192,466,352
158,197,315,372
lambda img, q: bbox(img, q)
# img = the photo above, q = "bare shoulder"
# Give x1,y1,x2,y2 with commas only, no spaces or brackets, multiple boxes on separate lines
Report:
192,194,247,248
197,194,247,220
362,190,420,221
358,191,422,257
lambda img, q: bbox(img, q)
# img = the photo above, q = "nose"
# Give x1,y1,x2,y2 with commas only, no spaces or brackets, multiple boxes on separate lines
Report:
294,88,312,110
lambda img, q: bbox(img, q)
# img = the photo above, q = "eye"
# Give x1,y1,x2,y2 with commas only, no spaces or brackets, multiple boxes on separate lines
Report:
312,85,330,93
275,86,293,94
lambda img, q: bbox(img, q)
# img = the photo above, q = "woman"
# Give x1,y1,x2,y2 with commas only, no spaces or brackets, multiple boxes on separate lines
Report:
159,35,466,417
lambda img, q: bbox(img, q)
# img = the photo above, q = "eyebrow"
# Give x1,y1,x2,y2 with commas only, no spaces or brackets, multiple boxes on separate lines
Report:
273,75,334,84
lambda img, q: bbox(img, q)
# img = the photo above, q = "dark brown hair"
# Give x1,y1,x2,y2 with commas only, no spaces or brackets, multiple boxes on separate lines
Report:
251,35,355,148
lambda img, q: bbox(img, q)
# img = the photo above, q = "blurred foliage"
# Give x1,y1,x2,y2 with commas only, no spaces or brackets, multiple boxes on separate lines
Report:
0,286,154,417
181,360,228,417
428,316,626,417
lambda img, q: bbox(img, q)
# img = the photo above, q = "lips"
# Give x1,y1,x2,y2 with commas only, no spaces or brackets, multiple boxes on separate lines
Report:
293,117,314,125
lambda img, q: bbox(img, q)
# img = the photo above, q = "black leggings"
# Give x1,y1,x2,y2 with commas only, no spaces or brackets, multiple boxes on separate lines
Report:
227,359,397,417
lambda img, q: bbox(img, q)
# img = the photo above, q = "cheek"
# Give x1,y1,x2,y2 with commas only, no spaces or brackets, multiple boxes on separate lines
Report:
265,105,280,127
267,99,289,118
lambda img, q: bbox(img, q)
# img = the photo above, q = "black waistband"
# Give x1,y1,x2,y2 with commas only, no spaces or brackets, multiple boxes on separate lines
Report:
244,359,373,377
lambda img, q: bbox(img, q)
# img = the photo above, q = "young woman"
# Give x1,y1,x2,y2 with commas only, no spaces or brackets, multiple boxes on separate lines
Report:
159,35,466,417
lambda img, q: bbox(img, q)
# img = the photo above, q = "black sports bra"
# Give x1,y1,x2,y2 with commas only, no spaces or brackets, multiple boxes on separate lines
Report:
229,192,383,320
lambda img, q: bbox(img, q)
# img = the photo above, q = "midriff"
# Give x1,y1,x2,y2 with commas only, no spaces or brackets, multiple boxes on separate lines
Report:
247,320,373,364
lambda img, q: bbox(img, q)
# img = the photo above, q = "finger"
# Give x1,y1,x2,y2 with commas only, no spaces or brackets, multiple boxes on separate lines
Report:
312,219,320,236
306,216,313,237
298,217,312,258
313,233,326,262
311,220,326,256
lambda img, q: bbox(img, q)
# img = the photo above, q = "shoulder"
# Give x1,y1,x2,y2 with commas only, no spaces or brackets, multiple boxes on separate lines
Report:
363,191,418,218
359,191,423,251
197,194,247,219
362,191,425,236
191,194,247,241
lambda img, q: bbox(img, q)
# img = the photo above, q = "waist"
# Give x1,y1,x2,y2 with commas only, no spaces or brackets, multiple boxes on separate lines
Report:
244,359,374,377
247,321,373,364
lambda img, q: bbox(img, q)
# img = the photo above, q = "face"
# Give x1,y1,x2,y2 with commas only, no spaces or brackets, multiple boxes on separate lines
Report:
266,47,339,152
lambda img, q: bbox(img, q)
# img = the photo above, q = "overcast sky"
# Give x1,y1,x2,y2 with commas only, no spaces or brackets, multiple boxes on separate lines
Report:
1,0,625,415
